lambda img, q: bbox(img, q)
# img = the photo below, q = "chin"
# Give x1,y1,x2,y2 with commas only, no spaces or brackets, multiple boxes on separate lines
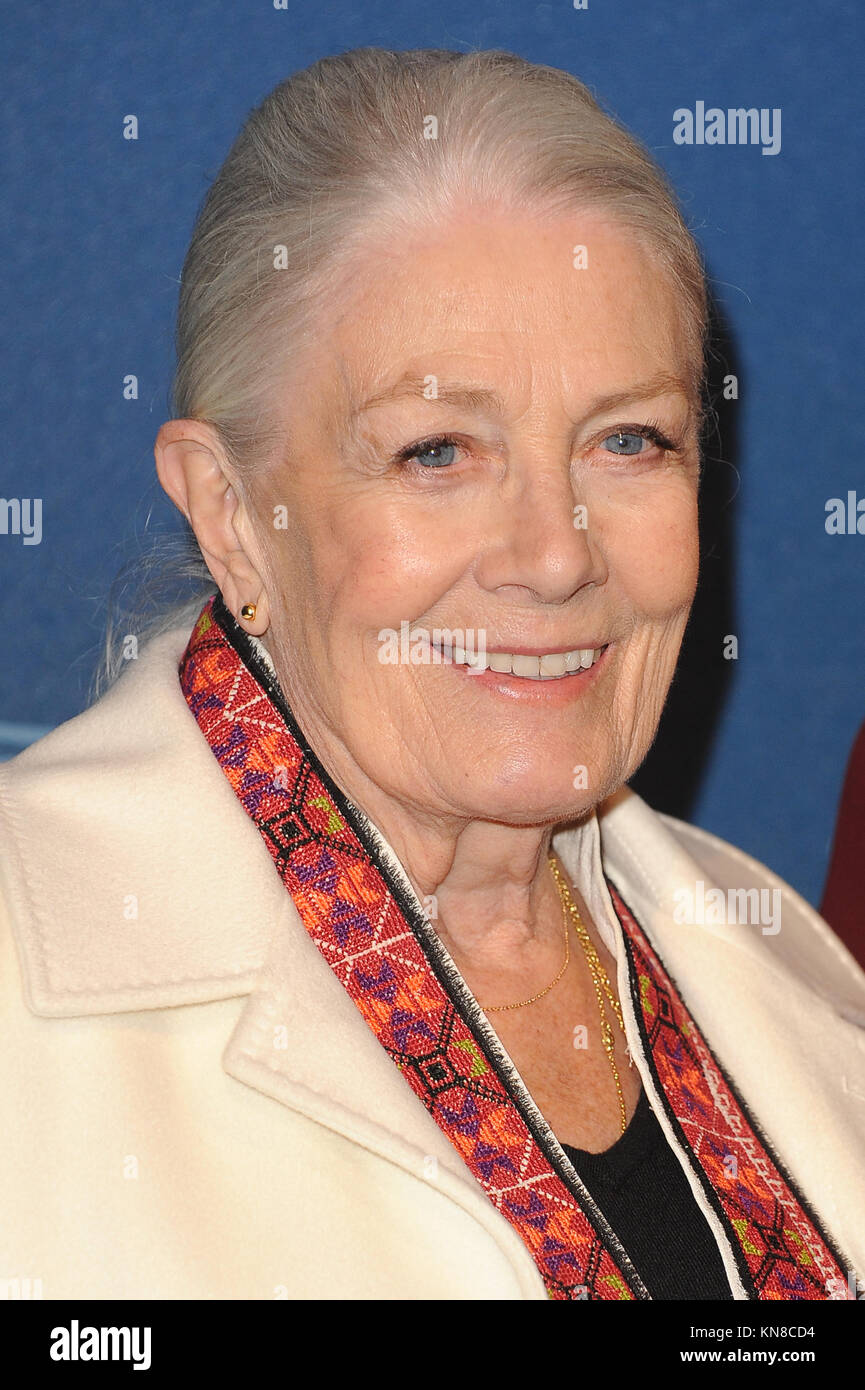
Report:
456,775,611,827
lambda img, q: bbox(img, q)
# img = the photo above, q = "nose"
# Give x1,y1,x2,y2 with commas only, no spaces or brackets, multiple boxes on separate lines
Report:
473,444,608,606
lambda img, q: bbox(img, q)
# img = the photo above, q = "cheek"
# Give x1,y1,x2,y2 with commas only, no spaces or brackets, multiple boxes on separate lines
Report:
314,497,473,629
599,479,699,617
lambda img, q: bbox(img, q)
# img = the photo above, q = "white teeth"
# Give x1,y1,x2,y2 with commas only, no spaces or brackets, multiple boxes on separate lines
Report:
464,649,489,671
512,654,541,678
540,653,568,678
438,643,607,679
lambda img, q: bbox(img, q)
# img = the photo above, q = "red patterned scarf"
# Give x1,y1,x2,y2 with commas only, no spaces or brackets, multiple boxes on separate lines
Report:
179,594,852,1301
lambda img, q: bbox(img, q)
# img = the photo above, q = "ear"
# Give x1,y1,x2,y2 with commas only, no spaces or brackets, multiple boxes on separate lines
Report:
154,419,270,635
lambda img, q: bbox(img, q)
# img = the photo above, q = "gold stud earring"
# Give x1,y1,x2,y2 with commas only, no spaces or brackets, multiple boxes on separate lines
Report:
240,602,257,622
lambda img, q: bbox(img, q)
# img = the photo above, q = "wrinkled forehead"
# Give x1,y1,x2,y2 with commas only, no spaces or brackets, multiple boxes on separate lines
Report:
289,209,701,437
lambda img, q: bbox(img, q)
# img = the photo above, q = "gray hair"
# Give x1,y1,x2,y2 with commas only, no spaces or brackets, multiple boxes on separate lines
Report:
92,45,710,700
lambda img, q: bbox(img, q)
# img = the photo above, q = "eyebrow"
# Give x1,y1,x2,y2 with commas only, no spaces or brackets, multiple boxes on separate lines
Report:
351,368,694,421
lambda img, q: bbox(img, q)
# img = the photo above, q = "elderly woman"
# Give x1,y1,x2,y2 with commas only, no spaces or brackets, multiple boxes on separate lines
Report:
1,47,863,1304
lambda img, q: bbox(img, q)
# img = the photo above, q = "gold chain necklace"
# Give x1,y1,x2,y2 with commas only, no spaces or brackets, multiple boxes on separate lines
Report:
478,884,570,1012
475,853,630,1137
548,853,629,1135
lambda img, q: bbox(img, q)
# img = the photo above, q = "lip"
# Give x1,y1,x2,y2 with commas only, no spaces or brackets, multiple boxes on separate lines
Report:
438,642,613,705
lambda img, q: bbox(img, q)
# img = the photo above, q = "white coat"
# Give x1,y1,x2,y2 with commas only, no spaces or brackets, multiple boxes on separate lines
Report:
1,619,864,1300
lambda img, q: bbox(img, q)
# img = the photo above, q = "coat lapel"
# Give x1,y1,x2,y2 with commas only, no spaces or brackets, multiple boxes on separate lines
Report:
2,595,862,1298
177,595,857,1299
598,790,865,1291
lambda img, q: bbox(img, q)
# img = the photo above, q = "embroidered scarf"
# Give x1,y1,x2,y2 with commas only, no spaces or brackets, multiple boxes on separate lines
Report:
179,594,852,1301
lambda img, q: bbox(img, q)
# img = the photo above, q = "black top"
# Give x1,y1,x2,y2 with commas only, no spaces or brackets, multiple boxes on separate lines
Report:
560,1084,734,1300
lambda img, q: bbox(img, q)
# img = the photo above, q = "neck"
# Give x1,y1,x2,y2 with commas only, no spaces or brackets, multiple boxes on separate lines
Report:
407,819,561,963
251,620,582,975
295,727,571,973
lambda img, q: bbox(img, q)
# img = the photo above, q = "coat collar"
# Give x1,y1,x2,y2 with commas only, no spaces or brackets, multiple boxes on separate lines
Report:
0,613,635,1019
4,609,865,1291
0,612,687,1180
4,608,863,1030
0,615,646,1270
4,607,864,1036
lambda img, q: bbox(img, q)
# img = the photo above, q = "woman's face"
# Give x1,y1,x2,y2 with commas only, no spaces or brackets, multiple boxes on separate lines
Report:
254,205,701,826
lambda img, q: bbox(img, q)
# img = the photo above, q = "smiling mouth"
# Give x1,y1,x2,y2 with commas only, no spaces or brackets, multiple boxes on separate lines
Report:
431,643,610,680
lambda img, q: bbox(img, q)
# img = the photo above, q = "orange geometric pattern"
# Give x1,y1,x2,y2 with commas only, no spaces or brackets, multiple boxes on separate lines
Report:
179,594,853,1301
613,890,852,1300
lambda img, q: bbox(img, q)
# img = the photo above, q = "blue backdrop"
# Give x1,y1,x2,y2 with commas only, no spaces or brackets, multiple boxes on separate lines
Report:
1,0,862,907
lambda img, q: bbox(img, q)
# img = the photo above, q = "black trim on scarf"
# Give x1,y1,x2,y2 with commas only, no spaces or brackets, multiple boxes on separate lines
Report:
608,874,859,1299
206,592,651,1301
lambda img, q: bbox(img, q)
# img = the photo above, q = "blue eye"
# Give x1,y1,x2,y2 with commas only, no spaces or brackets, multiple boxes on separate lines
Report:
393,422,677,474
412,439,458,468
395,434,461,469
603,430,648,456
